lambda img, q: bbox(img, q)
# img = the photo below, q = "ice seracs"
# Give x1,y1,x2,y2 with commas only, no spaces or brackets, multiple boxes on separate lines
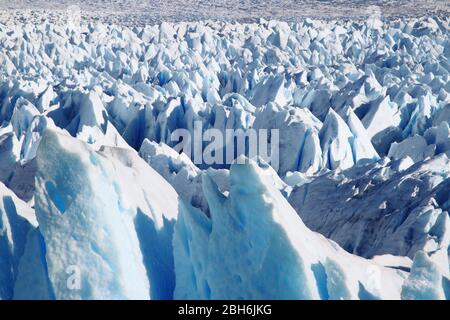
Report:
1,16,447,177
253,103,322,175
0,14,449,300
33,130,179,299
288,154,450,273
174,159,407,300
401,251,450,300
388,135,436,163
139,138,207,212
319,108,379,171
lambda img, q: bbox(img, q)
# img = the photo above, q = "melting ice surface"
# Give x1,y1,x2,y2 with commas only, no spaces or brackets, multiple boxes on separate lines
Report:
0,8,449,299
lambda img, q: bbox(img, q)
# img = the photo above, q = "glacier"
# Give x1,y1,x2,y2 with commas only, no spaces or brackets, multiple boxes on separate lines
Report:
288,155,450,267
0,181,36,299
33,130,179,299
0,7,449,300
173,160,407,300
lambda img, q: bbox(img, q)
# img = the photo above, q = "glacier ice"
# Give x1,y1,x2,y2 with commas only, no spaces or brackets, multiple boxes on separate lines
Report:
139,138,207,212
288,155,450,270
173,160,407,299
401,251,450,300
0,182,36,299
33,130,179,299
0,11,448,300
388,134,436,163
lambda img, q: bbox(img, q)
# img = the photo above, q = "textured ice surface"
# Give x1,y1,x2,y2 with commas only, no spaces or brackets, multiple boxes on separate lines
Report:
0,182,36,299
33,131,179,299
0,1,448,25
174,160,407,299
401,251,449,300
1,17,449,175
288,155,450,269
0,7,449,299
